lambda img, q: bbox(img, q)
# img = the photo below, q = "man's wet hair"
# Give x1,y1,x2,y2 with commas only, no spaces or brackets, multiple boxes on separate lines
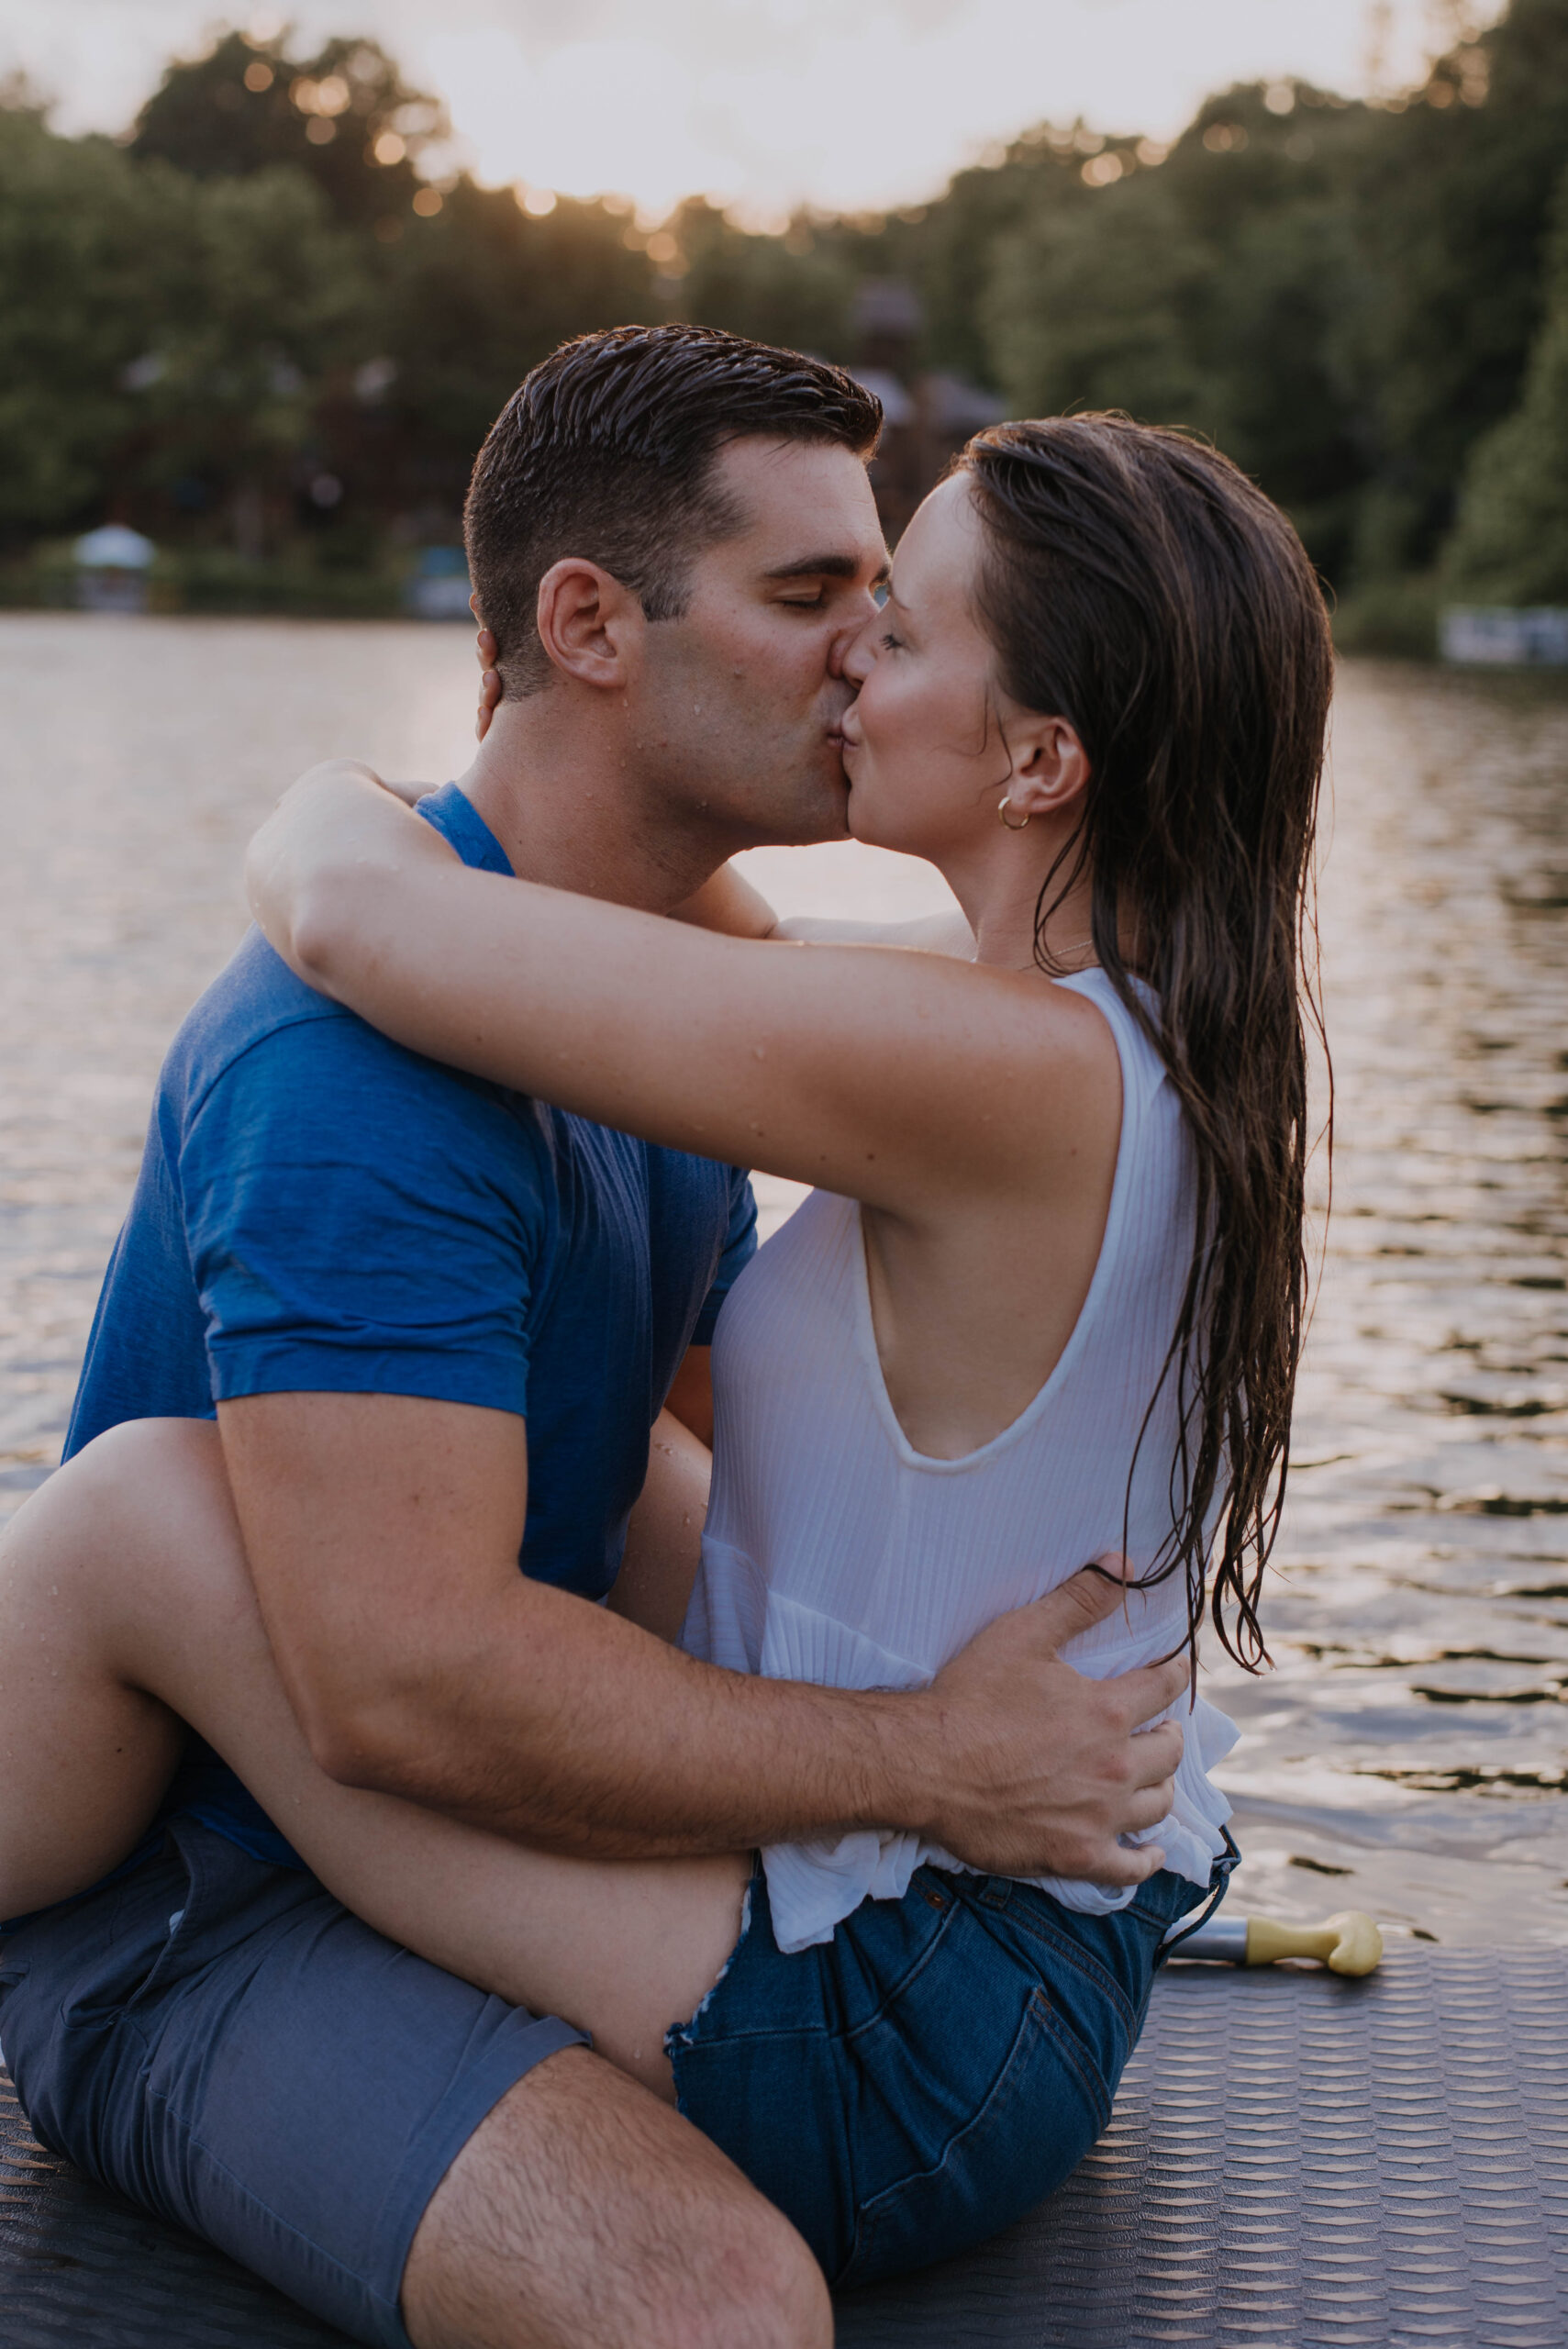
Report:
464,324,883,694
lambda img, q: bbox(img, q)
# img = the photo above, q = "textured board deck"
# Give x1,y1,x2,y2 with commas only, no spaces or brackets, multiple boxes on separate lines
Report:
5,1945,1567,2347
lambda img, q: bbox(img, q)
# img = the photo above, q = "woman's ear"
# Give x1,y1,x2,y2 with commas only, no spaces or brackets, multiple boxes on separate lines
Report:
1002,716,1092,820
534,559,644,689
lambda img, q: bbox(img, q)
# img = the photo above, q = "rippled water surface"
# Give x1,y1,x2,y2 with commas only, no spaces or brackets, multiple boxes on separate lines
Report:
2,616,1565,1945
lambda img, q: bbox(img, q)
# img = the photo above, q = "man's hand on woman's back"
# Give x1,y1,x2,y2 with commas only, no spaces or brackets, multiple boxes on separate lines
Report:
910,1561,1189,1886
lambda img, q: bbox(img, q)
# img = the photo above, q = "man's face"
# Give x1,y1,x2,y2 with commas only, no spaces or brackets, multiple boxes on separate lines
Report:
629,436,889,849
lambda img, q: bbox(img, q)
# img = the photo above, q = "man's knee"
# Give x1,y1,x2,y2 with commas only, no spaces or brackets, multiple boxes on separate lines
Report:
403,2048,832,2349
681,2196,832,2349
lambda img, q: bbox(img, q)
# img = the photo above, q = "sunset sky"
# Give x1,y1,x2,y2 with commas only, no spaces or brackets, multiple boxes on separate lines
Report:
5,0,1496,222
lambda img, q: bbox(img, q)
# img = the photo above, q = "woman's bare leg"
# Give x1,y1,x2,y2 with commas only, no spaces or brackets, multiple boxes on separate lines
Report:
0,1435,192,1911
0,1419,749,2099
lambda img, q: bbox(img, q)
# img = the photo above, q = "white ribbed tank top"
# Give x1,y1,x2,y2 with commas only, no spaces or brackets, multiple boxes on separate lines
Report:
679,966,1238,1955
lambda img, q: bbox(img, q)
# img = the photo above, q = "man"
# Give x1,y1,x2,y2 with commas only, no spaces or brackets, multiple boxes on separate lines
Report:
0,327,1186,2349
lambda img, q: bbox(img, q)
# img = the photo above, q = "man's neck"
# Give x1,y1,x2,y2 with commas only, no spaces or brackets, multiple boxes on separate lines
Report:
452,699,728,915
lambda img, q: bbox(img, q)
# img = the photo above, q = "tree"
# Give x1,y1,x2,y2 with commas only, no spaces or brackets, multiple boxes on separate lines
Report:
1442,161,1568,601
0,100,177,538
130,30,444,232
671,202,858,361
982,87,1377,578
372,184,657,508
6,1,1568,599
1339,0,1568,572
123,166,373,551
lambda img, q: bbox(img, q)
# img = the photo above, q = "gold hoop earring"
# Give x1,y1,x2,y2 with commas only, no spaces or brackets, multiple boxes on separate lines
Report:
997,796,1031,830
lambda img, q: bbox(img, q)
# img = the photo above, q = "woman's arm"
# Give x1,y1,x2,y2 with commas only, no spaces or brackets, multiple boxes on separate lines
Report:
667,862,779,941
608,1408,713,1646
670,865,974,957
306,764,969,956
247,766,1108,1219
772,908,974,953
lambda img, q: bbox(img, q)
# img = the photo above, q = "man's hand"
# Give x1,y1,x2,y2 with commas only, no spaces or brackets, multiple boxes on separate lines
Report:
912,1559,1190,1886
224,1388,1190,1876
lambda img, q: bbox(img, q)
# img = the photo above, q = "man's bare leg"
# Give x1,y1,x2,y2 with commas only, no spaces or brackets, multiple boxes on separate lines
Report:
402,2048,830,2349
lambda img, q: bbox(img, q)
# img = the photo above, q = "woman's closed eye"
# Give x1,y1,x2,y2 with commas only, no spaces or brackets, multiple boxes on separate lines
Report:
880,629,905,651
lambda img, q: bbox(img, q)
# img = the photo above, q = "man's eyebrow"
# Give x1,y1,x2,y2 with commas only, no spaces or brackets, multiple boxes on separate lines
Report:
763,551,892,584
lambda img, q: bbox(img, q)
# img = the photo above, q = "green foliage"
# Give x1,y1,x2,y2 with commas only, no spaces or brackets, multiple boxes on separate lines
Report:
1340,0,1568,573
1326,575,1442,658
0,41,659,551
672,204,858,361
374,185,657,495
1443,163,1568,602
977,91,1379,576
0,108,174,530
3,0,1567,612
131,30,442,229
902,139,1082,383
133,166,373,492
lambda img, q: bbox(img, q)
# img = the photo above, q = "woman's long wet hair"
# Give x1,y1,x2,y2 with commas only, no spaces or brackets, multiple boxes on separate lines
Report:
959,415,1333,1669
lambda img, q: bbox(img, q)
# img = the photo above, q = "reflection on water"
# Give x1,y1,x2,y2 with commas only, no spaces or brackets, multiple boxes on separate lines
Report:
2,618,1565,1944
1200,659,1568,1945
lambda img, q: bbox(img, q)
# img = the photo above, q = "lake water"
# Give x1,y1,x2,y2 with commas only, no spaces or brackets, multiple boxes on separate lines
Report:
2,614,1565,1948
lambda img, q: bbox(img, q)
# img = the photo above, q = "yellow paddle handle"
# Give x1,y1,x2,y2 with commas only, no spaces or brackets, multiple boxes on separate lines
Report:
1244,1909,1383,1975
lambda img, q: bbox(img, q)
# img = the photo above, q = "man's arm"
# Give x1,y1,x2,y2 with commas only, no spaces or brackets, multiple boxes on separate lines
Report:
218,1387,1188,1882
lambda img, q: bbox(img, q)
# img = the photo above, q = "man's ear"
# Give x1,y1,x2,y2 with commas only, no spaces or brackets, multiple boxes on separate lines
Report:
534,559,644,690
1001,715,1092,820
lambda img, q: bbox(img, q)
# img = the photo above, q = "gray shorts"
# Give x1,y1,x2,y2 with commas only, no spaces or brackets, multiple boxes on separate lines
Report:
0,1816,584,2347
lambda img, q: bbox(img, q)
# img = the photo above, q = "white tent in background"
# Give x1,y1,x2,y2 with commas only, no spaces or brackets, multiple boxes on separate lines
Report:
73,526,156,571
72,525,156,612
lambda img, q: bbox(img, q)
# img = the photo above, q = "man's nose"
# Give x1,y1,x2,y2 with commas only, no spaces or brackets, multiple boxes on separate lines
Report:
837,611,878,685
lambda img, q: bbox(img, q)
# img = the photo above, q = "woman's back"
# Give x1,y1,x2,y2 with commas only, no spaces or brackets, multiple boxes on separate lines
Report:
683,968,1238,1954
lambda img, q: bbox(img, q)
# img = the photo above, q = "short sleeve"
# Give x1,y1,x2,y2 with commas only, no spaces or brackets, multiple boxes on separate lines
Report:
691,1167,758,1344
182,1013,547,1413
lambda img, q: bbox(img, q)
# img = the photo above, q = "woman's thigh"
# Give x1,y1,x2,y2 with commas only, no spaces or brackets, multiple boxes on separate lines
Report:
0,1418,750,2098
0,1427,193,1916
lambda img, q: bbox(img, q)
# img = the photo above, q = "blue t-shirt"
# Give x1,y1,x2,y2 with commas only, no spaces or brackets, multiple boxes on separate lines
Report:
62,783,756,1868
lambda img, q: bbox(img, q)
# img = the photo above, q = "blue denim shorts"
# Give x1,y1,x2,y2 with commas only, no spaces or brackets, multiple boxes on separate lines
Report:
668,1855,1220,2289
0,1817,584,2348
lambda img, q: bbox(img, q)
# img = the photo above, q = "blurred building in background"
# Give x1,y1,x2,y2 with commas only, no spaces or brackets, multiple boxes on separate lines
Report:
849,279,1005,538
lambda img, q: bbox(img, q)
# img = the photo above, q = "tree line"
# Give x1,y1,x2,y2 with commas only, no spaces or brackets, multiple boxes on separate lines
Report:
2,0,1566,630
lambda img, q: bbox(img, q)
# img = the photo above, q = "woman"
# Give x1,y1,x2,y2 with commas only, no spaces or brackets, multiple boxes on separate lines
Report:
0,416,1329,2287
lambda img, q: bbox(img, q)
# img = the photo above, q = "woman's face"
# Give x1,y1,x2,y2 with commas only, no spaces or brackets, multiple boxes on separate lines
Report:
839,474,1012,860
